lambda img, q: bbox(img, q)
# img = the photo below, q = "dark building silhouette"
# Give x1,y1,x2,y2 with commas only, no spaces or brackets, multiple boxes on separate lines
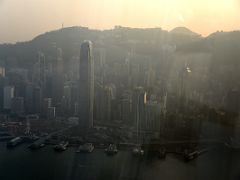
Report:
33,86,42,114
11,97,24,115
79,41,94,129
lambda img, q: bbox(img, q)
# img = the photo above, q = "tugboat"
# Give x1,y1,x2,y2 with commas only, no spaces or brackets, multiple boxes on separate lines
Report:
105,144,118,155
76,143,94,153
132,145,144,156
54,141,69,152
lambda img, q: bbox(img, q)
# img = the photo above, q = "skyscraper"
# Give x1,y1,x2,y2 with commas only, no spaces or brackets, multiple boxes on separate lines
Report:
132,87,146,130
11,97,24,115
79,41,94,129
4,86,14,110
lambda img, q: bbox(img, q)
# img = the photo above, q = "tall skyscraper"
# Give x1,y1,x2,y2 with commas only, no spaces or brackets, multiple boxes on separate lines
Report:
33,86,42,114
37,52,46,88
79,41,94,129
25,83,34,114
4,86,14,110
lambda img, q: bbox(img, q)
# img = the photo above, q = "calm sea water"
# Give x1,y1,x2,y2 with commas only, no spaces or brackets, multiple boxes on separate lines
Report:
0,142,239,180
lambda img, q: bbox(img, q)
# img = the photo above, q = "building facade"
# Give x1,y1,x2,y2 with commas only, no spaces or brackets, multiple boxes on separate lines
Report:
79,41,94,128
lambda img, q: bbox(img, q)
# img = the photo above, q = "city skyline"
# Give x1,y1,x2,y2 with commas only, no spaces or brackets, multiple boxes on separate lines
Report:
0,0,240,43
0,1,240,179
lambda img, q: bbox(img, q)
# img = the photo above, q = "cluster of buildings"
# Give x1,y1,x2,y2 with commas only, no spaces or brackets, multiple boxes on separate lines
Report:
0,39,171,135
0,27,239,141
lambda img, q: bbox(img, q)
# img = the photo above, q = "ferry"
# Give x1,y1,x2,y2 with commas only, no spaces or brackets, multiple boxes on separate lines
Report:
54,141,69,152
76,143,94,153
7,137,24,148
105,144,118,155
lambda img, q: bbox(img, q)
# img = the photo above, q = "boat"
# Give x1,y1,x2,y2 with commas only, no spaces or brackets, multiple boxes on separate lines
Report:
184,148,208,161
28,142,45,150
105,144,118,155
132,145,144,156
76,143,94,153
7,137,24,148
28,137,46,150
54,141,69,152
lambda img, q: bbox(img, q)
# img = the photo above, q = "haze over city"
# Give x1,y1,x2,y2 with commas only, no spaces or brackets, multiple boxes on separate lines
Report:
0,0,240,43
1,1,240,179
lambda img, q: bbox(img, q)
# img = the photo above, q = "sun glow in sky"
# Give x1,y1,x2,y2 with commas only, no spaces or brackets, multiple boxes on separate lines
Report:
0,0,239,43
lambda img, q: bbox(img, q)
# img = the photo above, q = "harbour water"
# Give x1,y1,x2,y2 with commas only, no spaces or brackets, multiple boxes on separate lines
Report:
0,142,240,180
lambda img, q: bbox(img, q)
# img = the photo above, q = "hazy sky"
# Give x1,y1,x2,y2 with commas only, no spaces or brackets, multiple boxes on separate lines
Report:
0,0,240,43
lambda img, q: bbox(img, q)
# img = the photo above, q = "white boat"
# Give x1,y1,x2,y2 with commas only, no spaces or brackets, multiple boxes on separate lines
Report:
76,143,94,153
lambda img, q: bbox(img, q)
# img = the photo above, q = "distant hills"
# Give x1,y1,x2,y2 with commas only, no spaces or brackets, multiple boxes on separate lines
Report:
0,26,239,68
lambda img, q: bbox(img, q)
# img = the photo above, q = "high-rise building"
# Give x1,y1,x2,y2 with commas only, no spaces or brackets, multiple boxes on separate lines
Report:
0,66,5,77
79,41,94,129
25,83,34,114
34,52,46,88
3,86,14,110
47,107,56,119
33,86,42,114
120,91,132,124
132,87,146,130
103,86,114,122
11,97,24,115
63,85,71,111
42,98,52,117
52,48,64,104
0,77,7,111
145,100,161,132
